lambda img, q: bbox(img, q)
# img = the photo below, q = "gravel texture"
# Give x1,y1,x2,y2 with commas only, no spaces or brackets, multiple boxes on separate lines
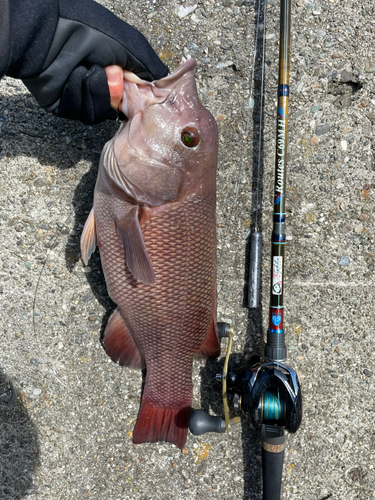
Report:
1,0,375,499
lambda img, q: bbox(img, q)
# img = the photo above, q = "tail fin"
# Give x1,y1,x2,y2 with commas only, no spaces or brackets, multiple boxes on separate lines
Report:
133,399,190,449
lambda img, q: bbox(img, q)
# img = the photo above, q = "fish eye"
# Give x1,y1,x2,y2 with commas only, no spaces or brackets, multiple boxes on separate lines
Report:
181,127,200,148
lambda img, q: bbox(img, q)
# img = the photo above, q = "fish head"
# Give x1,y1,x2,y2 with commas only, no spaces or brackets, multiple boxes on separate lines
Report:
114,58,218,205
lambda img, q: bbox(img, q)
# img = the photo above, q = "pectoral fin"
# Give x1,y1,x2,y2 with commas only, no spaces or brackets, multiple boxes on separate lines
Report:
80,208,97,265
115,206,155,285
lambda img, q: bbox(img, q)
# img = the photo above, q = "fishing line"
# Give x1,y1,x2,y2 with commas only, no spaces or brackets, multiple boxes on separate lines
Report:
32,210,75,391
190,4,303,498
261,388,286,422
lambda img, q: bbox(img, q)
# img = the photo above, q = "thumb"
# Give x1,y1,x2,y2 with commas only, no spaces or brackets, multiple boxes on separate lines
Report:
105,65,124,110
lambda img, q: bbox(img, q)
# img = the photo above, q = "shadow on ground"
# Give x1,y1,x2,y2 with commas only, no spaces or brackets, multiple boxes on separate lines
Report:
0,370,40,499
197,0,269,496
0,94,119,337
0,96,117,169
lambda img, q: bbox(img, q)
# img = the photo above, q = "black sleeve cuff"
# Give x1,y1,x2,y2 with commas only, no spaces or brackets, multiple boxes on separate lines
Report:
7,0,59,79
4,0,168,124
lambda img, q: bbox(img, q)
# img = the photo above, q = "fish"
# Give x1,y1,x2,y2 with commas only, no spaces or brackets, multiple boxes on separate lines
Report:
80,58,220,449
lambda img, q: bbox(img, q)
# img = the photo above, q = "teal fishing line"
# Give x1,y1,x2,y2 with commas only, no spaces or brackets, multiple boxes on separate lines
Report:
262,388,285,422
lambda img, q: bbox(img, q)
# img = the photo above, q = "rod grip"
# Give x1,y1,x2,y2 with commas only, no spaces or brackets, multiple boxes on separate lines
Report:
261,425,285,500
248,231,262,308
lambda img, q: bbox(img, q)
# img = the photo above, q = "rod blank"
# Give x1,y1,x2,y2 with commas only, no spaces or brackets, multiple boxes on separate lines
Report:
248,230,262,308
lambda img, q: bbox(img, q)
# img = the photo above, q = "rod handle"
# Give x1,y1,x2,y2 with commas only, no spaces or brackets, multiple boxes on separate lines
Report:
261,425,285,500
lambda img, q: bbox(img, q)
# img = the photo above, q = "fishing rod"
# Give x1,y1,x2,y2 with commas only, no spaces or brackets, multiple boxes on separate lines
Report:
189,1,302,499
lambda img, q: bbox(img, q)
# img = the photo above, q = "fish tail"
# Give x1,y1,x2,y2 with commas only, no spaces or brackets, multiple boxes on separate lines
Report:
133,399,191,449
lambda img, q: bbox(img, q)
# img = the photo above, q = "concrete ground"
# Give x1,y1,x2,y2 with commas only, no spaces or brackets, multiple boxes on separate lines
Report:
1,0,374,499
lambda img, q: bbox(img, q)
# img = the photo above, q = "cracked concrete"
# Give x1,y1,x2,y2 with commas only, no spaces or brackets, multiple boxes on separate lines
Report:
1,0,374,499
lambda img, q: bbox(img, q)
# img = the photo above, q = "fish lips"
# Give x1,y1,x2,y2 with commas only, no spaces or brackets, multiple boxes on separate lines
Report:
153,58,197,89
120,58,198,118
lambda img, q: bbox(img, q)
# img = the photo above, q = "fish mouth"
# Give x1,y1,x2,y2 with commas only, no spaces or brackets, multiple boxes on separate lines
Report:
153,58,197,89
120,58,197,117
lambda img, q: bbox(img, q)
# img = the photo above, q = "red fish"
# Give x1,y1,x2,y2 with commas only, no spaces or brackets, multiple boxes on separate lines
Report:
80,58,219,449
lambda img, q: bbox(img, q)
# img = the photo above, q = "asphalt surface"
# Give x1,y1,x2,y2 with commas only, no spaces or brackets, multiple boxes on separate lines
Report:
1,0,375,499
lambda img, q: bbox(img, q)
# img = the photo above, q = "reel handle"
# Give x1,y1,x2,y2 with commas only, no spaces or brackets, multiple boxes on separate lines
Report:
261,425,285,500
189,322,231,438
189,409,225,435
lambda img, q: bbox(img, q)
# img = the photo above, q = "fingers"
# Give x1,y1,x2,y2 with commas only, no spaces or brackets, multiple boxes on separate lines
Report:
105,65,124,110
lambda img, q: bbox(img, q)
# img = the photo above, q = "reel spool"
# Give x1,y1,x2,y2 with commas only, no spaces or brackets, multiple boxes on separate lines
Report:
261,388,286,424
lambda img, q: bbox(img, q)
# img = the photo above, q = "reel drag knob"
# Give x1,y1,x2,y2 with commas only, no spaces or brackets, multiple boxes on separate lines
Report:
189,410,225,436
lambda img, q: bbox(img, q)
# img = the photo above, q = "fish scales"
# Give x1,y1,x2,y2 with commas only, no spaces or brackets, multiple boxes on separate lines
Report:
81,58,219,448
95,192,216,398
96,195,216,357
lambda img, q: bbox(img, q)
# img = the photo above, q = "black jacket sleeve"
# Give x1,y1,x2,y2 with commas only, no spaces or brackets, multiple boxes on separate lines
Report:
0,0,168,124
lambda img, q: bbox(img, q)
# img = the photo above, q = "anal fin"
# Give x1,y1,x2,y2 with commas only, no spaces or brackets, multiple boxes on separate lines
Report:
103,308,143,368
80,208,97,265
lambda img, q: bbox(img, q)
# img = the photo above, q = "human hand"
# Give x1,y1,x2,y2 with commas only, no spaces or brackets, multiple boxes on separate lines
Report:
7,0,168,124
105,66,124,111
